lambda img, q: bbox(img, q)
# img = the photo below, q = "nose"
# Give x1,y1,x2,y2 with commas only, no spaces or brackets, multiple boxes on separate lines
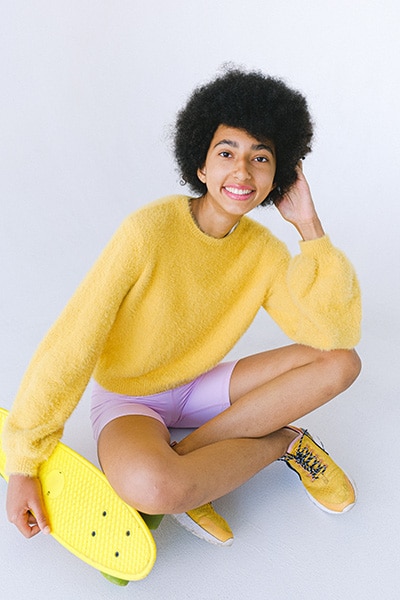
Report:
234,158,251,181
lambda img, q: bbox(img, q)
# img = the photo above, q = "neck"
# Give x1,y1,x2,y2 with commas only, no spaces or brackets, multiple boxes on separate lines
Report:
189,197,240,239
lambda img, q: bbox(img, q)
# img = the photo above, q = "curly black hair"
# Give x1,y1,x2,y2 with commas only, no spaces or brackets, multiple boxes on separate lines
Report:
173,67,313,205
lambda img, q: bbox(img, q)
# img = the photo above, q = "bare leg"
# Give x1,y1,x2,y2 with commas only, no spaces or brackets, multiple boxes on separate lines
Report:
98,415,296,514
98,345,361,515
177,345,361,454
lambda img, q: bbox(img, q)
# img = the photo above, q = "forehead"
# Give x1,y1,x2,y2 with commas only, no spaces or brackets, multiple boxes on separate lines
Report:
208,125,275,153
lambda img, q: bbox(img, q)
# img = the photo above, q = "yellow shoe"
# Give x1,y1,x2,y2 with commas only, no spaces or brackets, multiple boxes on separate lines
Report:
171,502,234,546
281,428,356,514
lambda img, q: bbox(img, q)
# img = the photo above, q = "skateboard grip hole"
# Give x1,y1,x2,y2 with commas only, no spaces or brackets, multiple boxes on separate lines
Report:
126,531,131,536
91,531,96,537
115,552,119,558
102,511,107,517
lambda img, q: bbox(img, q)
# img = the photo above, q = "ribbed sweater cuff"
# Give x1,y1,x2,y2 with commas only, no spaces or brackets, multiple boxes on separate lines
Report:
5,459,39,478
299,234,333,255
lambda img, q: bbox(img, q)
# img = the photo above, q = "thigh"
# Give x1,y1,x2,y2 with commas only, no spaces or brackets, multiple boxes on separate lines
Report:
229,343,325,403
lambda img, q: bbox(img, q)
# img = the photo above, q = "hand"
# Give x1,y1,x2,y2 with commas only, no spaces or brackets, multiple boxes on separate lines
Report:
275,162,325,240
6,474,51,538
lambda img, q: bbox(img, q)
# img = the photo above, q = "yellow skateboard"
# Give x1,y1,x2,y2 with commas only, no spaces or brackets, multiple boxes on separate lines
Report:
0,407,160,586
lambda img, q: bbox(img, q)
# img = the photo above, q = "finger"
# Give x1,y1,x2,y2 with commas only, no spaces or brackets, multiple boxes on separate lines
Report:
6,474,51,538
9,501,51,537
29,502,51,536
26,477,51,535
9,510,40,539
21,510,50,538
27,512,37,525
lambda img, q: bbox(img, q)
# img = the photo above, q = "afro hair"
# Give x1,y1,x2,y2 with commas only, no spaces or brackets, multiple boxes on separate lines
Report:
173,67,314,205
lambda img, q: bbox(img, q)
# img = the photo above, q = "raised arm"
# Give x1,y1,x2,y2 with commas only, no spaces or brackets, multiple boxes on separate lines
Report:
276,162,325,241
264,166,361,350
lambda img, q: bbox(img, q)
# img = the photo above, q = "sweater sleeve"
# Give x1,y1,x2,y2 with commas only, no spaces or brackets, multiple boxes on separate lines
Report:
262,235,361,350
2,215,141,477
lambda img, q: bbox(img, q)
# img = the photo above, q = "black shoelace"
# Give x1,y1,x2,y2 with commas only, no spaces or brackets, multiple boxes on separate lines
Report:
281,432,328,481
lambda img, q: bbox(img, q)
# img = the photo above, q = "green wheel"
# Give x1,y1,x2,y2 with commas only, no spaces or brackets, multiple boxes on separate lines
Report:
139,512,164,530
100,572,129,586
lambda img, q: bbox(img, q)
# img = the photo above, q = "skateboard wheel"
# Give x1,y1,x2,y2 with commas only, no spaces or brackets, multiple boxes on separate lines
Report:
139,513,164,530
100,572,129,586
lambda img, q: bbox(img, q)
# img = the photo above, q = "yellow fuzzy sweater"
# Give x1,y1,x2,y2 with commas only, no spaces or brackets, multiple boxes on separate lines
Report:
3,195,361,476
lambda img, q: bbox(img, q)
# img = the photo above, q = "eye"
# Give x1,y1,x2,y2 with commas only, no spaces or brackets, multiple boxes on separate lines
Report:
219,151,232,158
254,156,269,163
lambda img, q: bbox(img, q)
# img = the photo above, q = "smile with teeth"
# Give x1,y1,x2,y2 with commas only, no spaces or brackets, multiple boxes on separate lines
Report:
224,186,255,198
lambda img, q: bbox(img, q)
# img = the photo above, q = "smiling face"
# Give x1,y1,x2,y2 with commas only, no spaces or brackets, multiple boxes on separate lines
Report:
197,125,277,220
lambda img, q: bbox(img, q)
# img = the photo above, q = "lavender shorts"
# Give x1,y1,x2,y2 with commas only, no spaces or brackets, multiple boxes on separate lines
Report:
90,360,238,441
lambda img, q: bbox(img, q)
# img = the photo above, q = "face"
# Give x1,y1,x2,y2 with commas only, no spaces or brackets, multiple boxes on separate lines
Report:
197,125,277,218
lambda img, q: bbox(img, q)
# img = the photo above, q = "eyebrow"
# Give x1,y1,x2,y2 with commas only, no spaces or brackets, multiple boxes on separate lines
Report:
214,138,275,156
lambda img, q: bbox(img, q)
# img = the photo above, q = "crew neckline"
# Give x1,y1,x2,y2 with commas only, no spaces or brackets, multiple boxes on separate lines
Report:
185,198,241,242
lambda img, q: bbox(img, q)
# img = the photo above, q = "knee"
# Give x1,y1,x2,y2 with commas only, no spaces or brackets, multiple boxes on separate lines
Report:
338,348,362,386
322,348,362,392
112,463,193,515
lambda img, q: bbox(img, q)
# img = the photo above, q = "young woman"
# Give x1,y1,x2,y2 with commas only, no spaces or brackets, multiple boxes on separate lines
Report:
4,68,361,546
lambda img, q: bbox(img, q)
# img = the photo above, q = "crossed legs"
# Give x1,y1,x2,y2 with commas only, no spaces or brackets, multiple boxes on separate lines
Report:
97,345,361,515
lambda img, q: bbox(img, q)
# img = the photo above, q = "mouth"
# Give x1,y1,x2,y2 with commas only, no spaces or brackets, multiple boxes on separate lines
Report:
223,186,255,201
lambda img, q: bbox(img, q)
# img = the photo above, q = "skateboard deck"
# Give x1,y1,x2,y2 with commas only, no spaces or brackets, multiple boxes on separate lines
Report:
0,408,157,585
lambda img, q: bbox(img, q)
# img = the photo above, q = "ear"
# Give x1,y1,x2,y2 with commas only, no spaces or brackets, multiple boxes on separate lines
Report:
197,166,206,184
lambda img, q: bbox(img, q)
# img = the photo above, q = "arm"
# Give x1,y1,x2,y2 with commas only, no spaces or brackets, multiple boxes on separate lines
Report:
4,215,143,538
263,167,361,349
3,214,142,478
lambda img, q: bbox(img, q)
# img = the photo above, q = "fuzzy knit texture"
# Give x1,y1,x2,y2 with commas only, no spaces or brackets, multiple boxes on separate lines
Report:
3,195,361,476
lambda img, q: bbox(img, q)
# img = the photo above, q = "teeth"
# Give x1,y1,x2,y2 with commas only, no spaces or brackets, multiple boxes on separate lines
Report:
225,187,253,195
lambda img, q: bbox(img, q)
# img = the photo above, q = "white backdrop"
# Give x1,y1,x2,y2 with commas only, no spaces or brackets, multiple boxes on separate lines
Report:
1,2,400,599
1,1,399,364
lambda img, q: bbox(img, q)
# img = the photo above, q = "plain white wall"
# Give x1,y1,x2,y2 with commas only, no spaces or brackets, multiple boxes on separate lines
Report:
1,0,399,398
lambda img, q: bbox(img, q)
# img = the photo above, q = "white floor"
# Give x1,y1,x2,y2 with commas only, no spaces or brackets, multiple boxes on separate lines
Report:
1,307,398,600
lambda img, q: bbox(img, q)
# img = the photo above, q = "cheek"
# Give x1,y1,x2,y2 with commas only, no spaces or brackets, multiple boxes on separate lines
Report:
265,168,277,188
204,164,225,185
257,173,275,191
